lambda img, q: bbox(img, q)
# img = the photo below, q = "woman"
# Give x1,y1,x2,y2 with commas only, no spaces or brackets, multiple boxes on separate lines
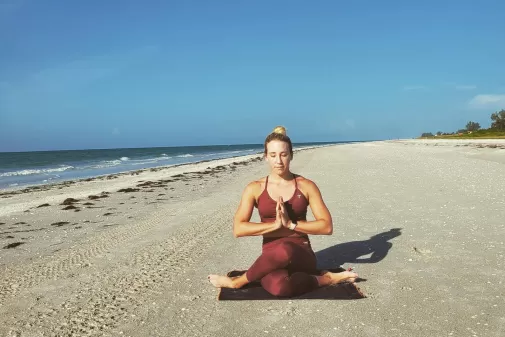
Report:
208,126,358,297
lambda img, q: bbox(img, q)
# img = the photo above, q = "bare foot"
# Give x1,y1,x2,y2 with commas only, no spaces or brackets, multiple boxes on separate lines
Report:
316,270,358,287
207,274,236,288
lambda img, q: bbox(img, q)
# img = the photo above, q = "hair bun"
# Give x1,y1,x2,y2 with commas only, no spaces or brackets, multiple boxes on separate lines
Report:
272,126,287,136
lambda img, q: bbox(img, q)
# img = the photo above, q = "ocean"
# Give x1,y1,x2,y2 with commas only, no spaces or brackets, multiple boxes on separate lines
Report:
0,142,348,189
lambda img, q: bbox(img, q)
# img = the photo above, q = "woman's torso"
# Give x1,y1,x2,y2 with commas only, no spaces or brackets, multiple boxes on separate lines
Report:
254,174,310,243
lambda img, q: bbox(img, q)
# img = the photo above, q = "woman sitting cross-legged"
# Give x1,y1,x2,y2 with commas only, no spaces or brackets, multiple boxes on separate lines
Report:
208,126,358,297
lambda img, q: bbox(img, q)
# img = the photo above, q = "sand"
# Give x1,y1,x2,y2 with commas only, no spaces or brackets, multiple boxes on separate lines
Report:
0,140,504,336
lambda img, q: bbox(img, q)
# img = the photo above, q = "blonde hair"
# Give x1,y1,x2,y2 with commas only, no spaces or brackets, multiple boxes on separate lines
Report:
272,125,287,136
264,125,293,157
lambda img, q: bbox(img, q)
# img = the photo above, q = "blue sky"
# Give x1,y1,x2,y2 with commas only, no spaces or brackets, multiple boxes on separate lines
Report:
1,0,504,152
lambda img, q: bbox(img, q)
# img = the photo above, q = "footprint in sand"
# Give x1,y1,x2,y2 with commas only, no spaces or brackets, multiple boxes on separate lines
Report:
413,247,432,255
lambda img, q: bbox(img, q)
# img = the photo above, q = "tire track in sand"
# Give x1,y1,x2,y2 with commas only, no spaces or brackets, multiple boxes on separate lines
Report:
0,197,207,302
3,202,234,337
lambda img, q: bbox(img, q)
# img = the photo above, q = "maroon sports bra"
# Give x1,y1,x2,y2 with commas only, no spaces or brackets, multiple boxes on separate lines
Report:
255,175,309,239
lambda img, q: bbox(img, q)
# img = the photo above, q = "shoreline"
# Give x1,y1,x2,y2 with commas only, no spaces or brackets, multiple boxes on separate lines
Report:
0,143,340,196
0,143,352,217
0,142,340,198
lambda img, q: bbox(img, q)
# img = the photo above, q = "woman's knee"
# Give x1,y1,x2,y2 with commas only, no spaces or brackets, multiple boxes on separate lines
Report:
263,272,317,298
274,242,296,262
266,278,295,297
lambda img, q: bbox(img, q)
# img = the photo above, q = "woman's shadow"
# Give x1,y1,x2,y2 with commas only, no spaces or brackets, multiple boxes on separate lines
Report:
315,228,402,270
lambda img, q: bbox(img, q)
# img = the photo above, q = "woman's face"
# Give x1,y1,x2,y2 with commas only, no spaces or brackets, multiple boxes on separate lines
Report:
265,140,292,175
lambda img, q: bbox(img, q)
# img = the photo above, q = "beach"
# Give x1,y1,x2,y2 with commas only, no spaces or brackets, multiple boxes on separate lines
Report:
1,140,504,336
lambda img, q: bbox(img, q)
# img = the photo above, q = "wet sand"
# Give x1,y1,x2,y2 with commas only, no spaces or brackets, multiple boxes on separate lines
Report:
1,140,504,336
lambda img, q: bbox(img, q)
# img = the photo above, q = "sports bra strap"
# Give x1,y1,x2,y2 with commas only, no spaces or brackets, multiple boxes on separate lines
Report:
264,174,297,191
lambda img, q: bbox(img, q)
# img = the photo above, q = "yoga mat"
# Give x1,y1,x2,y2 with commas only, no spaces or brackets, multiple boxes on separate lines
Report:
217,268,366,301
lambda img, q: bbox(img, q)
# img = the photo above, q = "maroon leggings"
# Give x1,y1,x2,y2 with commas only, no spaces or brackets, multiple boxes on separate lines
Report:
245,236,319,297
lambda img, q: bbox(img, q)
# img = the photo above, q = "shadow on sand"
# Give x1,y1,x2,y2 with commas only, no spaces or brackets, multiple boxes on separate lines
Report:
315,228,403,270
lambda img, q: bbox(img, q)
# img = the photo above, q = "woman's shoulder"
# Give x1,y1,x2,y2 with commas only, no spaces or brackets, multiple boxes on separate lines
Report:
295,175,319,193
242,177,266,196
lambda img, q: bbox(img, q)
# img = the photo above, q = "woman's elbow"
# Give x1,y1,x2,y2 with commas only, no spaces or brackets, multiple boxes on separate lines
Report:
324,220,333,235
233,221,242,238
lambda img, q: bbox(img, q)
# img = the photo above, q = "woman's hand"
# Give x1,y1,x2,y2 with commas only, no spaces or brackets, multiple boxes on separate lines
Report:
277,197,291,228
272,197,282,230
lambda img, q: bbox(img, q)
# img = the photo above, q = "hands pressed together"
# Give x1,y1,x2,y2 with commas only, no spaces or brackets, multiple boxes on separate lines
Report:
274,196,294,230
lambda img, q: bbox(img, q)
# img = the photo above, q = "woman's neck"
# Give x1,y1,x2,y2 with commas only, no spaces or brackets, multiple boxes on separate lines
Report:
269,171,295,182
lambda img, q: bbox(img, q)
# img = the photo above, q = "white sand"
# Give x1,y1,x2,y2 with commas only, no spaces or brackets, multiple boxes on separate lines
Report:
1,140,504,336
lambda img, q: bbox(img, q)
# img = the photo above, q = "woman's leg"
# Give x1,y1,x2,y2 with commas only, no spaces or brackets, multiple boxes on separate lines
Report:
260,269,317,297
260,268,359,297
246,240,317,282
208,239,359,290
208,239,315,289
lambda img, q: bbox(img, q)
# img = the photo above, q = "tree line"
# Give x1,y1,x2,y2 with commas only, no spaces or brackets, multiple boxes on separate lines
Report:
421,109,505,137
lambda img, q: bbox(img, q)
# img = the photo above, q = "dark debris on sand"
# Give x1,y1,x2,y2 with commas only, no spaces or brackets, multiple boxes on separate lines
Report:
51,221,70,227
61,198,80,205
88,193,109,200
117,188,140,193
36,203,51,208
62,205,78,210
136,181,168,188
3,242,26,249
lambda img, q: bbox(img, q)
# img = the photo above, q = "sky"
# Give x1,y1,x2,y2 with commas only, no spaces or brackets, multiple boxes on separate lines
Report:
1,0,504,152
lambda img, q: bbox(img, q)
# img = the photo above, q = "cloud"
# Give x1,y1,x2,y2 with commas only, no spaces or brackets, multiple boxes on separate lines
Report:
403,85,427,91
468,94,505,109
455,85,476,90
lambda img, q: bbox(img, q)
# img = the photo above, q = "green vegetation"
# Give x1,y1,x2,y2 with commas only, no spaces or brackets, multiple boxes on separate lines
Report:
419,109,505,139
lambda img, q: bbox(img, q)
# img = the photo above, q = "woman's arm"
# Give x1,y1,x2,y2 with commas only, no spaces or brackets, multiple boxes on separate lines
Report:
284,179,333,235
232,182,282,238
